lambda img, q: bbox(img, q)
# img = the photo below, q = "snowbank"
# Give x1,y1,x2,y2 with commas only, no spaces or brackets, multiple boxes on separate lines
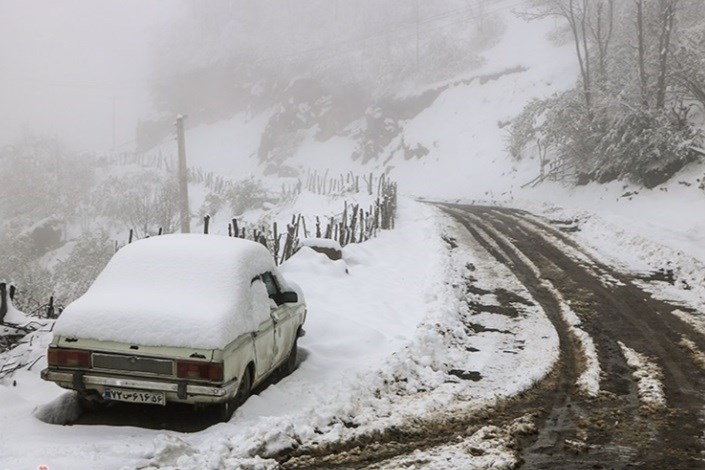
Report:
618,341,666,408
54,234,277,349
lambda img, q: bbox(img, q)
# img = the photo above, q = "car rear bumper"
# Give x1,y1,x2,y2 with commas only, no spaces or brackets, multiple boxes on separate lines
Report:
41,368,238,403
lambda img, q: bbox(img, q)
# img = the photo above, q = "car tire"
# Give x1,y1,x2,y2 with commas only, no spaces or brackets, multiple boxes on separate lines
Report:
218,368,251,422
281,338,298,376
77,391,106,412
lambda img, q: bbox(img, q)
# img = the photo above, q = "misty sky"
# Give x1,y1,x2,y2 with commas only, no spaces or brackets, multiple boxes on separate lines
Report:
0,0,180,151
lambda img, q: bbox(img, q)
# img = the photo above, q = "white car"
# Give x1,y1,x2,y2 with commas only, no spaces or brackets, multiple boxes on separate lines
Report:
41,234,306,421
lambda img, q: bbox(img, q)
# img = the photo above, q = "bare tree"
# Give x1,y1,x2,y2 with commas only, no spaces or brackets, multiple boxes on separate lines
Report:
656,0,679,109
587,0,615,84
636,0,650,107
519,0,593,110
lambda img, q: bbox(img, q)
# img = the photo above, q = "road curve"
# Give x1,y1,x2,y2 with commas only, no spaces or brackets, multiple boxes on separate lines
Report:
271,204,705,469
443,204,705,469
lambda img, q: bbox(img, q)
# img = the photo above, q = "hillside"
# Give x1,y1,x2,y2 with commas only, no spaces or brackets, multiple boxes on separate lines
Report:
141,7,705,310
143,12,577,199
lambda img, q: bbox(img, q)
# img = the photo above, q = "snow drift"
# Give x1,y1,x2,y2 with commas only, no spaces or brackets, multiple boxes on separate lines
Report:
53,234,278,349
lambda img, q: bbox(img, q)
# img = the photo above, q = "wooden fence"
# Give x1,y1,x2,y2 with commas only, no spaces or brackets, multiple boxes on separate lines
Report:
3,171,397,337
123,172,398,266
226,176,397,265
305,169,389,196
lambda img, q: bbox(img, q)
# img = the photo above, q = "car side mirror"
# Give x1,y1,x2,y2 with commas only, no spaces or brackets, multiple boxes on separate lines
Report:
272,291,298,305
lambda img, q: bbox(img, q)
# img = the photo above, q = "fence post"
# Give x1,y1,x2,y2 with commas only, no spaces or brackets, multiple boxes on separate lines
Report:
203,215,210,234
0,282,7,323
273,222,280,265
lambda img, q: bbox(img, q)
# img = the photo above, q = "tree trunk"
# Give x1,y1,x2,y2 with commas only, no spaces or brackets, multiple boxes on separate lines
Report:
567,0,591,110
656,0,677,109
636,0,649,108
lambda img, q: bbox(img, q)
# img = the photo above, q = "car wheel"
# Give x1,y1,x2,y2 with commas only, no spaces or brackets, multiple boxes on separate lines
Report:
218,368,251,422
77,391,106,412
282,338,298,376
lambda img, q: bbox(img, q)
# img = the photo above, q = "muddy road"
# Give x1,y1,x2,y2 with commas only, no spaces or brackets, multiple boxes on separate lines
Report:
446,204,705,469
277,204,705,469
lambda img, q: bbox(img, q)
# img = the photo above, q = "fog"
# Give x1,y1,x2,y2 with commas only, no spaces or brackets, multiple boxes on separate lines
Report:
0,0,492,151
0,0,179,151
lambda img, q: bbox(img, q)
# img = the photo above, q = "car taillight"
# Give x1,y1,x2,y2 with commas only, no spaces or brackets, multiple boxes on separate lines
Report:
176,360,223,381
47,348,92,368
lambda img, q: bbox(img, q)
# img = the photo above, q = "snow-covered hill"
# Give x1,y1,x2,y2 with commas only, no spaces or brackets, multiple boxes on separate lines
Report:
141,8,705,319
144,13,577,200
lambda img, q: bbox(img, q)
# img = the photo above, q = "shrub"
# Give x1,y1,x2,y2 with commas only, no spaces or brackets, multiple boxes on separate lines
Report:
52,231,114,304
225,177,271,215
94,169,179,236
592,108,701,187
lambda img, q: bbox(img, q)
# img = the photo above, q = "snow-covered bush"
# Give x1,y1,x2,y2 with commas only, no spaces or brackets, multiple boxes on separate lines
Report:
507,98,549,159
592,108,700,187
225,177,271,215
93,169,180,237
512,0,705,187
510,95,700,186
0,225,53,311
52,231,114,304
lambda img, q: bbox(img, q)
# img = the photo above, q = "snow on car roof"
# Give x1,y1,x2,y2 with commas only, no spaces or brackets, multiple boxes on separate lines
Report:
54,234,277,349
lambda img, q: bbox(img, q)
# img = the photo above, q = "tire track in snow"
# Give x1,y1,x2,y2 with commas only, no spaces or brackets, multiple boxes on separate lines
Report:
453,204,705,468
456,210,600,397
278,203,705,469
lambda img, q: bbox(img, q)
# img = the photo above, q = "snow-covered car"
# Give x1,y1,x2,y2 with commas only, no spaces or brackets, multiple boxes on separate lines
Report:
41,234,306,420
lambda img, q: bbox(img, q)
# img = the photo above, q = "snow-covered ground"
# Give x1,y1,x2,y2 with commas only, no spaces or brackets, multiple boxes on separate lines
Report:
0,196,561,469
2,6,704,469
494,160,705,341
618,341,666,408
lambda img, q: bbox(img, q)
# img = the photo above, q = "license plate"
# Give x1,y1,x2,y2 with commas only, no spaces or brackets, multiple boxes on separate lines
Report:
103,388,166,406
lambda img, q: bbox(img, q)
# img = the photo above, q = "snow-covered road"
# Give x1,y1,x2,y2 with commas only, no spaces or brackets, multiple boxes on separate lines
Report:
0,199,559,469
2,201,705,469
434,204,705,469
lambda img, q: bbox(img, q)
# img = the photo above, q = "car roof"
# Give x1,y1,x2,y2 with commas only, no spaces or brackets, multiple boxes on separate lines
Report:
54,234,278,349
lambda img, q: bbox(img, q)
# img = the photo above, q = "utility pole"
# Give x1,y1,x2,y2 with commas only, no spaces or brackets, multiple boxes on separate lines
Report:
415,0,420,70
176,115,190,233
112,96,116,151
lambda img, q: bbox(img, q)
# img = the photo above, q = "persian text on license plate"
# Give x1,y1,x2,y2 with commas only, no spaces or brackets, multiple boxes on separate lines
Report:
103,388,166,405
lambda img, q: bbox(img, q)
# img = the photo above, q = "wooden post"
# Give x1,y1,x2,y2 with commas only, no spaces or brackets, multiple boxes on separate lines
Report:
128,229,134,244
273,222,280,265
176,114,191,233
0,282,7,323
294,215,302,239
301,216,309,239
203,215,210,234
47,295,55,319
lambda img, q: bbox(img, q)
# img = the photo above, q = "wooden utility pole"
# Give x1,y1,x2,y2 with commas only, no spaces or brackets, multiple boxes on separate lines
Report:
112,96,116,151
415,0,420,70
176,115,191,233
